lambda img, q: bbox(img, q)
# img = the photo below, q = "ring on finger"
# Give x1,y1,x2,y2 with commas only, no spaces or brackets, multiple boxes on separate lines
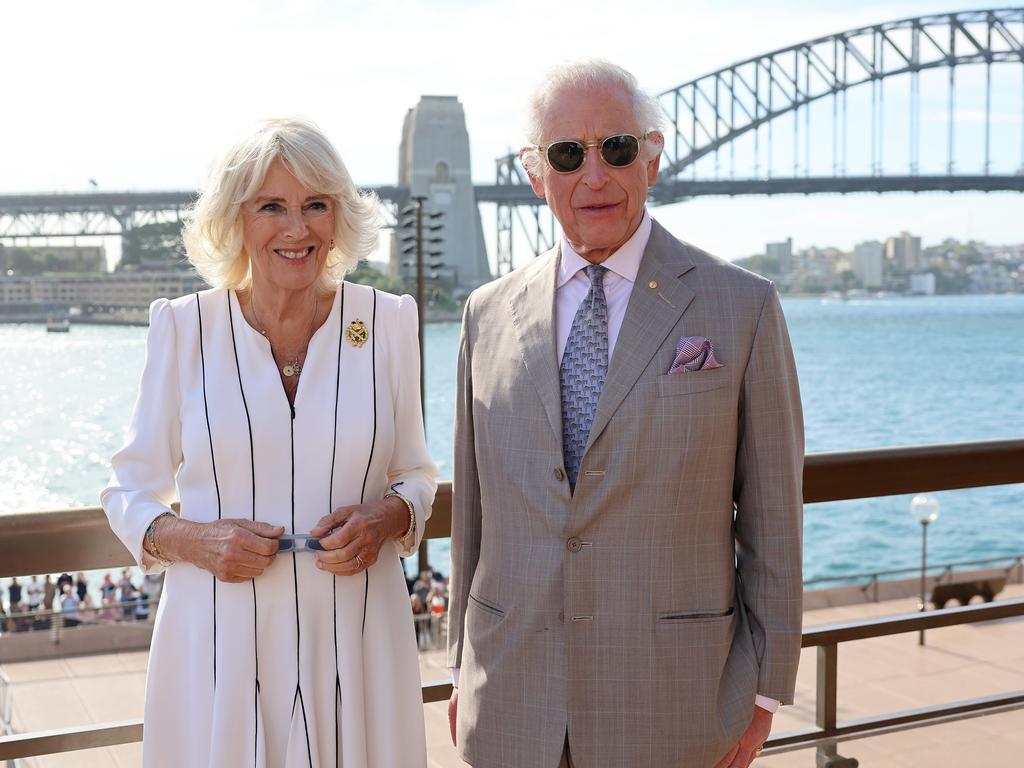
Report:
354,554,365,570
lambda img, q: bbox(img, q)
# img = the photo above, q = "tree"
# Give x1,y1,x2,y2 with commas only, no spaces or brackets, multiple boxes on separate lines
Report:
119,221,188,270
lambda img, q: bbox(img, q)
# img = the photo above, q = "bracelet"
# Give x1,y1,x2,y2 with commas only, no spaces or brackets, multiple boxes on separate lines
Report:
384,491,416,545
144,512,175,567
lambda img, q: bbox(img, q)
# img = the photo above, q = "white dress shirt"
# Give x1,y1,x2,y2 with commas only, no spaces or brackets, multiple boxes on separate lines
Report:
555,210,652,364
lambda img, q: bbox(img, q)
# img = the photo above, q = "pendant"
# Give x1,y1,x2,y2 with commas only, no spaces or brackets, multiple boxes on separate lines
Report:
282,363,299,377
345,319,369,348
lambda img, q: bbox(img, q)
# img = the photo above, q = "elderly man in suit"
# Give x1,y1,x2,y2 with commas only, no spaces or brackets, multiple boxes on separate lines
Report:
447,59,803,768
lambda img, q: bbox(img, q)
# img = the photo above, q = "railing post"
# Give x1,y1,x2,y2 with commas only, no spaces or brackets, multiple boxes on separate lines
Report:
816,644,858,767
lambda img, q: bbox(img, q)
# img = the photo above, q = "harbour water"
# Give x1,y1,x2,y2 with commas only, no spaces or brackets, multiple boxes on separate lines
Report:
1,294,1022,585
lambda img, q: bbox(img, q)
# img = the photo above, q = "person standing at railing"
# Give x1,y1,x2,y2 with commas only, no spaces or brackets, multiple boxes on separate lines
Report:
42,574,56,611
59,585,80,628
6,578,20,613
25,575,42,612
101,117,437,768
447,60,805,768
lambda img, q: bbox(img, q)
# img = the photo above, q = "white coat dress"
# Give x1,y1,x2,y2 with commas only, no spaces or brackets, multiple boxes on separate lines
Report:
102,283,437,768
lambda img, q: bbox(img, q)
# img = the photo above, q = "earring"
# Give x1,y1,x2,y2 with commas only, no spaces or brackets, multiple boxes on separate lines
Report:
330,240,335,249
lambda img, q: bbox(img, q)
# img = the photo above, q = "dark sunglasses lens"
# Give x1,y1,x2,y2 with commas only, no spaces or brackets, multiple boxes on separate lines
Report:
547,141,585,173
601,134,640,167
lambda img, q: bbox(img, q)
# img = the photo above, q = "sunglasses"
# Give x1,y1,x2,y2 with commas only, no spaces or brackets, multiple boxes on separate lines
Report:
537,133,646,174
277,534,324,553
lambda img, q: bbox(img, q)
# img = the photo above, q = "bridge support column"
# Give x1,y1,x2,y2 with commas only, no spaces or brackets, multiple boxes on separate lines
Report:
394,96,490,293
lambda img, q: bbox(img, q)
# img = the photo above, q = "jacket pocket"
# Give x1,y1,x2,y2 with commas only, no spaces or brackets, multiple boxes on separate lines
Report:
469,593,506,618
657,369,729,397
657,606,734,623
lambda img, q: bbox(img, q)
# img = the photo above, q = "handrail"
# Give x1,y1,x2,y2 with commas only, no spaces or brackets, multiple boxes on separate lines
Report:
1,439,1021,579
0,438,1023,761
763,598,1024,756
0,669,11,738
804,553,1024,587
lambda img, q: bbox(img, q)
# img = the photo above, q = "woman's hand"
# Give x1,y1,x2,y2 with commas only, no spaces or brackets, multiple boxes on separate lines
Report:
161,517,284,583
310,498,407,576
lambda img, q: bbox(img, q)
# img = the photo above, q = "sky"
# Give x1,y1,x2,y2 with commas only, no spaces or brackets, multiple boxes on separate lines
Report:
2,0,1022,267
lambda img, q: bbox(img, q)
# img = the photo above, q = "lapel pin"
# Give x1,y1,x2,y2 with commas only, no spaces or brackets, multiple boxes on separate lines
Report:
648,280,658,289
345,319,369,348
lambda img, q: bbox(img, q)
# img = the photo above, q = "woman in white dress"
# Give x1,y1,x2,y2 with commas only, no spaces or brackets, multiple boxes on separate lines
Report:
102,117,438,767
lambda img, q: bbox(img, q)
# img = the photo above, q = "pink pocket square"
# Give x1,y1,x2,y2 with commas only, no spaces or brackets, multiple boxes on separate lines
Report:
668,336,722,374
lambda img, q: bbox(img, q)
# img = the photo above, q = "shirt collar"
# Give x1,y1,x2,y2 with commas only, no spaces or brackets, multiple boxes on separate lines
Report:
557,209,652,289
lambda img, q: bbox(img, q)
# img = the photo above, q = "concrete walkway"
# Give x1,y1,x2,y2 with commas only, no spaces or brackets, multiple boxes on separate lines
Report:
4,586,1023,767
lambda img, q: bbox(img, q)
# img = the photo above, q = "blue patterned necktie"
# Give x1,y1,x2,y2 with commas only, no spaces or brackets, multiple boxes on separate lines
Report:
559,264,609,492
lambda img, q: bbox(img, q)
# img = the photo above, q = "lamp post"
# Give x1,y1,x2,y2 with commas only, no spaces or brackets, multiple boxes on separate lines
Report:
398,197,444,575
910,494,940,646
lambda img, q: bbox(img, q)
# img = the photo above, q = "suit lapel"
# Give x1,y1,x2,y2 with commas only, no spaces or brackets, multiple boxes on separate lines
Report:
508,246,563,442
585,222,696,454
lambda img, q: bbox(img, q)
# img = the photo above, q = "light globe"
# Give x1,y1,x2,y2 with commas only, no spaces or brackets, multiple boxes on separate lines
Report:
910,494,940,525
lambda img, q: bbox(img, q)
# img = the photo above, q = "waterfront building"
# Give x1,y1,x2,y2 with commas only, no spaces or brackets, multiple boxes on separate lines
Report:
886,230,922,272
852,241,884,289
909,272,936,295
766,237,793,274
0,271,207,310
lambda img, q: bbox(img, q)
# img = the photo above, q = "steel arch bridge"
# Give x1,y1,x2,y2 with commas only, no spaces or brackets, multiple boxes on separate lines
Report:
650,6,1024,203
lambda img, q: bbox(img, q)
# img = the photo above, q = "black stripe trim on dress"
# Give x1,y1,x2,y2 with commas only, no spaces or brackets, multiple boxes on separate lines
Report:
358,288,379,636
329,284,345,768
226,291,260,765
196,292,222,688
289,390,315,766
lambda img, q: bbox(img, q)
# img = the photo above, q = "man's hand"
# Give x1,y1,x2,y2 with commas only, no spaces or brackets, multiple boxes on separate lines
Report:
448,688,458,746
714,705,773,768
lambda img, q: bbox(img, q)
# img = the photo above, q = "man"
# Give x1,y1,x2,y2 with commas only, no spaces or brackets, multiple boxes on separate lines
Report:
447,60,803,768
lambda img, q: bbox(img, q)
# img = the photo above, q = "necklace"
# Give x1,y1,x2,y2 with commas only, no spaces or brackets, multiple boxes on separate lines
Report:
250,289,318,378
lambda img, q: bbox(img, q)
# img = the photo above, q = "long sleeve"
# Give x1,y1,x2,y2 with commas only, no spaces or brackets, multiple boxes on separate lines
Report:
101,298,183,573
386,294,438,556
446,294,483,670
733,284,804,704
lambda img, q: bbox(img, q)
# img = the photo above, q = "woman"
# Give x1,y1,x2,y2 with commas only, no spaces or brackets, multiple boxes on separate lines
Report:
102,117,437,767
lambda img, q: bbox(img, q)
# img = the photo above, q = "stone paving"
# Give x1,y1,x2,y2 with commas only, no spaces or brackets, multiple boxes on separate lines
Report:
4,585,1022,767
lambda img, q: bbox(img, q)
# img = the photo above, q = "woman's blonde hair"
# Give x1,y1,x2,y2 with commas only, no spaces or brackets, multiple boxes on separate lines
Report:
182,117,381,290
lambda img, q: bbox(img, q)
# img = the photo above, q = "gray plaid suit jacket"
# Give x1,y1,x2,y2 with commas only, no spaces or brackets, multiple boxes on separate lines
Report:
448,220,804,768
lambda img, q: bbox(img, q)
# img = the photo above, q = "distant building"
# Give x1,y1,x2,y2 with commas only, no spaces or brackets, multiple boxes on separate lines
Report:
394,95,491,291
885,231,922,272
766,238,793,274
0,244,105,275
0,272,206,308
852,241,884,288
967,263,1014,293
909,273,936,295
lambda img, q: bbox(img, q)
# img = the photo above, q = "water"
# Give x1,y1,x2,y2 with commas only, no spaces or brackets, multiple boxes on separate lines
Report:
1,295,1022,590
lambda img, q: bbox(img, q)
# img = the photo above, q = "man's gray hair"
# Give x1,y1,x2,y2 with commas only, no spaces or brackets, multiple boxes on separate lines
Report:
521,59,666,176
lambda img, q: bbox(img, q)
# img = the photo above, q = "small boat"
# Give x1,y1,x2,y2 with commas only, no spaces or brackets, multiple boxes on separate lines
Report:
46,317,71,333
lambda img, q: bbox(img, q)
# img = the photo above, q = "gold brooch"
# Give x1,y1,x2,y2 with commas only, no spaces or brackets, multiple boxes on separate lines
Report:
345,319,368,348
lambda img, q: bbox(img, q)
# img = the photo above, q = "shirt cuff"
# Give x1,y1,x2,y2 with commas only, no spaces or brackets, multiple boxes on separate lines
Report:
755,694,781,713
451,667,460,688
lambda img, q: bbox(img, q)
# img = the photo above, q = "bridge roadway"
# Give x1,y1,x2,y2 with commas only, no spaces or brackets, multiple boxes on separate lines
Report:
2,172,1023,221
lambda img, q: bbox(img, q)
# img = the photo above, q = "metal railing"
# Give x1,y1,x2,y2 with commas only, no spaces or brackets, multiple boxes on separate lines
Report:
0,599,159,636
0,438,1022,762
805,553,1024,602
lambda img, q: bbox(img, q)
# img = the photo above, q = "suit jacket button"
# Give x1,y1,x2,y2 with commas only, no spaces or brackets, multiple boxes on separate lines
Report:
566,537,582,552
554,467,564,481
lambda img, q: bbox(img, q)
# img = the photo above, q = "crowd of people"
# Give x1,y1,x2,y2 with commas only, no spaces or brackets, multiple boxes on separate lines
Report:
0,570,163,634
408,568,450,650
